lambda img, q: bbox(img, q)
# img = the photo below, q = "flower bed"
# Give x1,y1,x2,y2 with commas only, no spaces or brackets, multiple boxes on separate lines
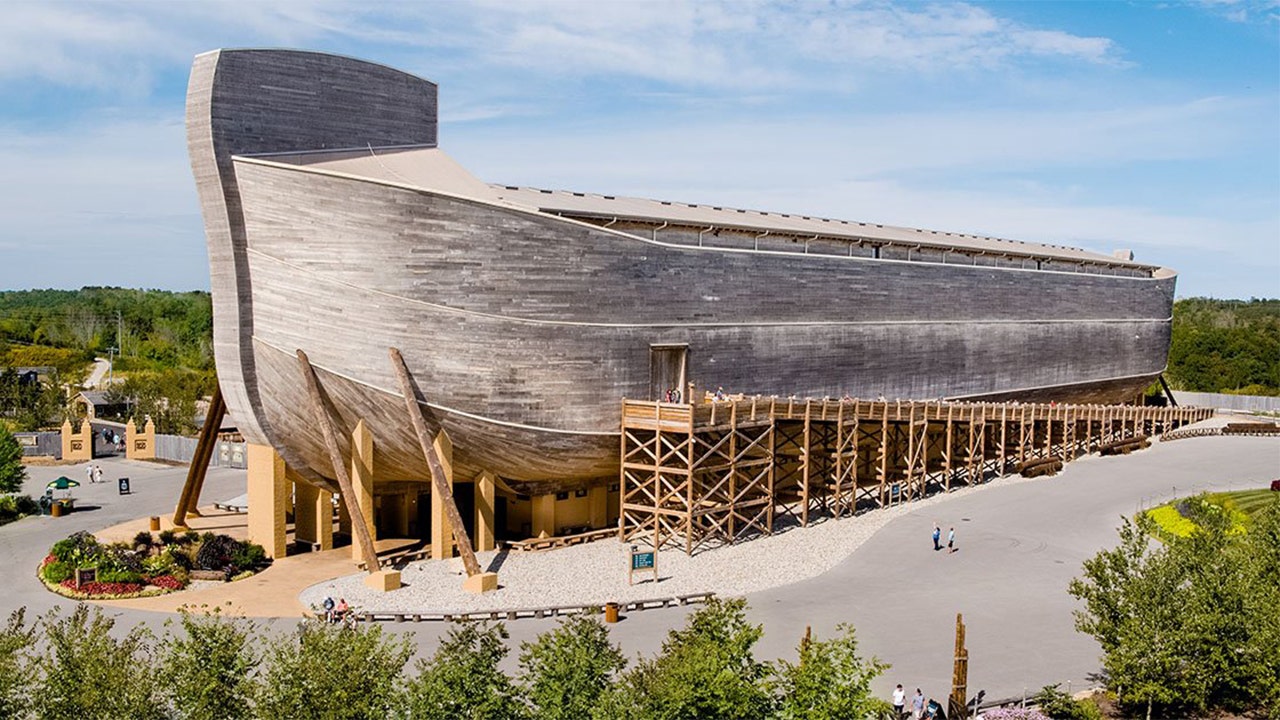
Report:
37,529,269,600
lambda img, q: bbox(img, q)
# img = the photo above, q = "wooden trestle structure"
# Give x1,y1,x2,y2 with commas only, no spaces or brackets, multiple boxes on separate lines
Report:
620,397,1213,555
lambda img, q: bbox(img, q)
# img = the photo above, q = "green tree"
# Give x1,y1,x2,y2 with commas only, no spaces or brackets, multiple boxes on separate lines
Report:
1070,498,1280,718
598,597,774,720
160,609,259,720
0,427,27,493
404,621,527,720
0,609,36,720
255,619,410,720
34,604,164,720
770,624,890,720
518,614,625,720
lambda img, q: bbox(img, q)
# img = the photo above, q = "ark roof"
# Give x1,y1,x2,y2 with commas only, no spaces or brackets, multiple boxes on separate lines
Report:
262,145,1149,269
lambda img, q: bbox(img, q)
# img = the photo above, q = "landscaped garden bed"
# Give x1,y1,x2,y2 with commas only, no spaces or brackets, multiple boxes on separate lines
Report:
38,529,269,600
1142,488,1272,540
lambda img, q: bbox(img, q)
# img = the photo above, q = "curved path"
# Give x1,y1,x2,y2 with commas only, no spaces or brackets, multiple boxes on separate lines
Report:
2,436,1277,703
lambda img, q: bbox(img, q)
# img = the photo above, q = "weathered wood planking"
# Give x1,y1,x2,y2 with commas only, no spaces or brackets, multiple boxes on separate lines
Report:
189,49,1176,490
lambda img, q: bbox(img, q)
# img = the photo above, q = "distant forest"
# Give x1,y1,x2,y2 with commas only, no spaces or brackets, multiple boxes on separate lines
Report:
0,290,1276,433
0,288,215,433
1165,297,1280,396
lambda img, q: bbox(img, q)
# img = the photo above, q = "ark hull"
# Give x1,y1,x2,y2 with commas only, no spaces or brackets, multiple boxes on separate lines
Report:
188,49,1175,490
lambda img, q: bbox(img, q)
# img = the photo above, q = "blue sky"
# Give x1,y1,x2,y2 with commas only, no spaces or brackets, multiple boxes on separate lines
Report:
0,0,1276,298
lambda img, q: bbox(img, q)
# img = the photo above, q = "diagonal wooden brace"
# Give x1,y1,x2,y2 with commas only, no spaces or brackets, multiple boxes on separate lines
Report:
389,347,482,578
297,350,381,575
173,383,226,527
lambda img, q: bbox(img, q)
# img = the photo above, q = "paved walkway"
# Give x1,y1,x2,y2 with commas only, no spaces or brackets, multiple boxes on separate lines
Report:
2,434,1276,703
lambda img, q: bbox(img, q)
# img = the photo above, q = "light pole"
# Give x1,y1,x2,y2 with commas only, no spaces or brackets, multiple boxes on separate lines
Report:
107,347,118,387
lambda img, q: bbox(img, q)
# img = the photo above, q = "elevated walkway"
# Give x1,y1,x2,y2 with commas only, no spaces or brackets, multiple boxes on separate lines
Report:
620,397,1212,554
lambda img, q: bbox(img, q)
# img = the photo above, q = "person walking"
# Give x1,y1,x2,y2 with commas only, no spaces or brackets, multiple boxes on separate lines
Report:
892,684,906,718
93,464,103,485
932,523,941,551
912,688,925,719
948,527,956,553
86,464,95,483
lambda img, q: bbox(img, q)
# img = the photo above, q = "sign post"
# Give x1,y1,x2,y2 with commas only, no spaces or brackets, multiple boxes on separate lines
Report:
117,477,131,495
628,544,658,585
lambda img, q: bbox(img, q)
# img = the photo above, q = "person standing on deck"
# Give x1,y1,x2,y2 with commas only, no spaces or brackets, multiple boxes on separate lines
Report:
932,522,941,551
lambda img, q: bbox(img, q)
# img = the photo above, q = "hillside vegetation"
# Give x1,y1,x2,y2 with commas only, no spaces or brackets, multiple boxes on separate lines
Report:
0,288,214,433
1166,298,1280,396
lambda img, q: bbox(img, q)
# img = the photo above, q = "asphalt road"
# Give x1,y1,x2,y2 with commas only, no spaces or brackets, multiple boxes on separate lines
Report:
2,436,1277,704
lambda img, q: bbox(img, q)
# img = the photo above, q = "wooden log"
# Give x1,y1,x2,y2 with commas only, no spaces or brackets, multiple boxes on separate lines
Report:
173,384,227,527
297,350,382,575
389,347,482,578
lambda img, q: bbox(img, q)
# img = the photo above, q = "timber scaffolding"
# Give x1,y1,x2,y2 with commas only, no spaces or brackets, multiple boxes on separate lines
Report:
620,397,1213,555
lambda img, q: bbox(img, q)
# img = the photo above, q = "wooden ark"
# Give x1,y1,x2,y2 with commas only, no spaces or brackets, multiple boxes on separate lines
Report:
186,49,1175,494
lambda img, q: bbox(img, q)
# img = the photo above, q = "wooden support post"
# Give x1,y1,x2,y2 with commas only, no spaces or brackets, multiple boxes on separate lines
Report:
475,471,497,552
246,443,289,559
800,401,812,526
430,432,455,559
173,384,226,527
296,350,381,576
293,473,333,551
944,405,954,491
389,347,494,592
349,419,377,563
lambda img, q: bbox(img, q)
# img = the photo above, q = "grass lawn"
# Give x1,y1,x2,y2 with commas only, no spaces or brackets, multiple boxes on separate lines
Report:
1144,488,1278,539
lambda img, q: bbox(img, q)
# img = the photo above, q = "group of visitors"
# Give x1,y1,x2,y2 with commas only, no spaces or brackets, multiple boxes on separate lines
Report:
320,596,349,624
84,464,103,484
662,387,683,403
931,522,957,553
893,684,943,719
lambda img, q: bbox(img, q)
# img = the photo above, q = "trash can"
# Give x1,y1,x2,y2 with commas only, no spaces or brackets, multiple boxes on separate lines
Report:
149,516,161,532
605,602,619,623
51,501,65,518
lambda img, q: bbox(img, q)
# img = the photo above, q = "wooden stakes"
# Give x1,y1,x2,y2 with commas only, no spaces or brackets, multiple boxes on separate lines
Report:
388,347,483,579
173,383,226,527
297,350,381,575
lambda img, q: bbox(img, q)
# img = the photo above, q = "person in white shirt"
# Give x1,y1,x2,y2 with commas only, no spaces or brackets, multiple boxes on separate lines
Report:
893,684,906,718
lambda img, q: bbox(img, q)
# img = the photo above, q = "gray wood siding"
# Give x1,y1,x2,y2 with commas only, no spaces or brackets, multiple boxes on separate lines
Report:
186,48,438,464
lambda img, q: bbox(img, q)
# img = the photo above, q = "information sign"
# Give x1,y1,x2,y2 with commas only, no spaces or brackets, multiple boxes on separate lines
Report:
628,545,659,585
117,477,131,495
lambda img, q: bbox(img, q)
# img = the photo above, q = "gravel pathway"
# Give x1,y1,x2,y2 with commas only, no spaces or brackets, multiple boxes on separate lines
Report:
300,471,1045,614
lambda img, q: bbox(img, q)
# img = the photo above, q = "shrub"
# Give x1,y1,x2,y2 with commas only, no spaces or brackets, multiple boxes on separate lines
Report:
157,529,177,545
196,535,240,571
770,624,890,720
518,614,625,720
34,605,163,718
98,568,144,584
61,579,146,596
406,622,526,720
1035,684,1103,720
598,597,774,719
256,620,411,719
0,428,26,494
42,560,73,584
184,529,202,544
230,542,266,571
161,610,258,720
166,545,194,570
133,531,154,549
0,494,37,523
51,531,100,565
0,608,35,720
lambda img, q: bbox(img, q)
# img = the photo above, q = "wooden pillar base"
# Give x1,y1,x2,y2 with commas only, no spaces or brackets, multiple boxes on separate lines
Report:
463,571,499,594
364,568,401,592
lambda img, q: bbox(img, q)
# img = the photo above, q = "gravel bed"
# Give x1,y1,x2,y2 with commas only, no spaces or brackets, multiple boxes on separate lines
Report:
300,471,1046,615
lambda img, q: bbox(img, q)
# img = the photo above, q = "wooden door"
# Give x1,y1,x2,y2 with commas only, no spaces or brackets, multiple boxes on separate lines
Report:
649,345,688,402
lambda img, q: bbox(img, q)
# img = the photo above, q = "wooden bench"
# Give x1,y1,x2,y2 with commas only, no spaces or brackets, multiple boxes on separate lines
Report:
353,592,716,624
1222,423,1280,436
